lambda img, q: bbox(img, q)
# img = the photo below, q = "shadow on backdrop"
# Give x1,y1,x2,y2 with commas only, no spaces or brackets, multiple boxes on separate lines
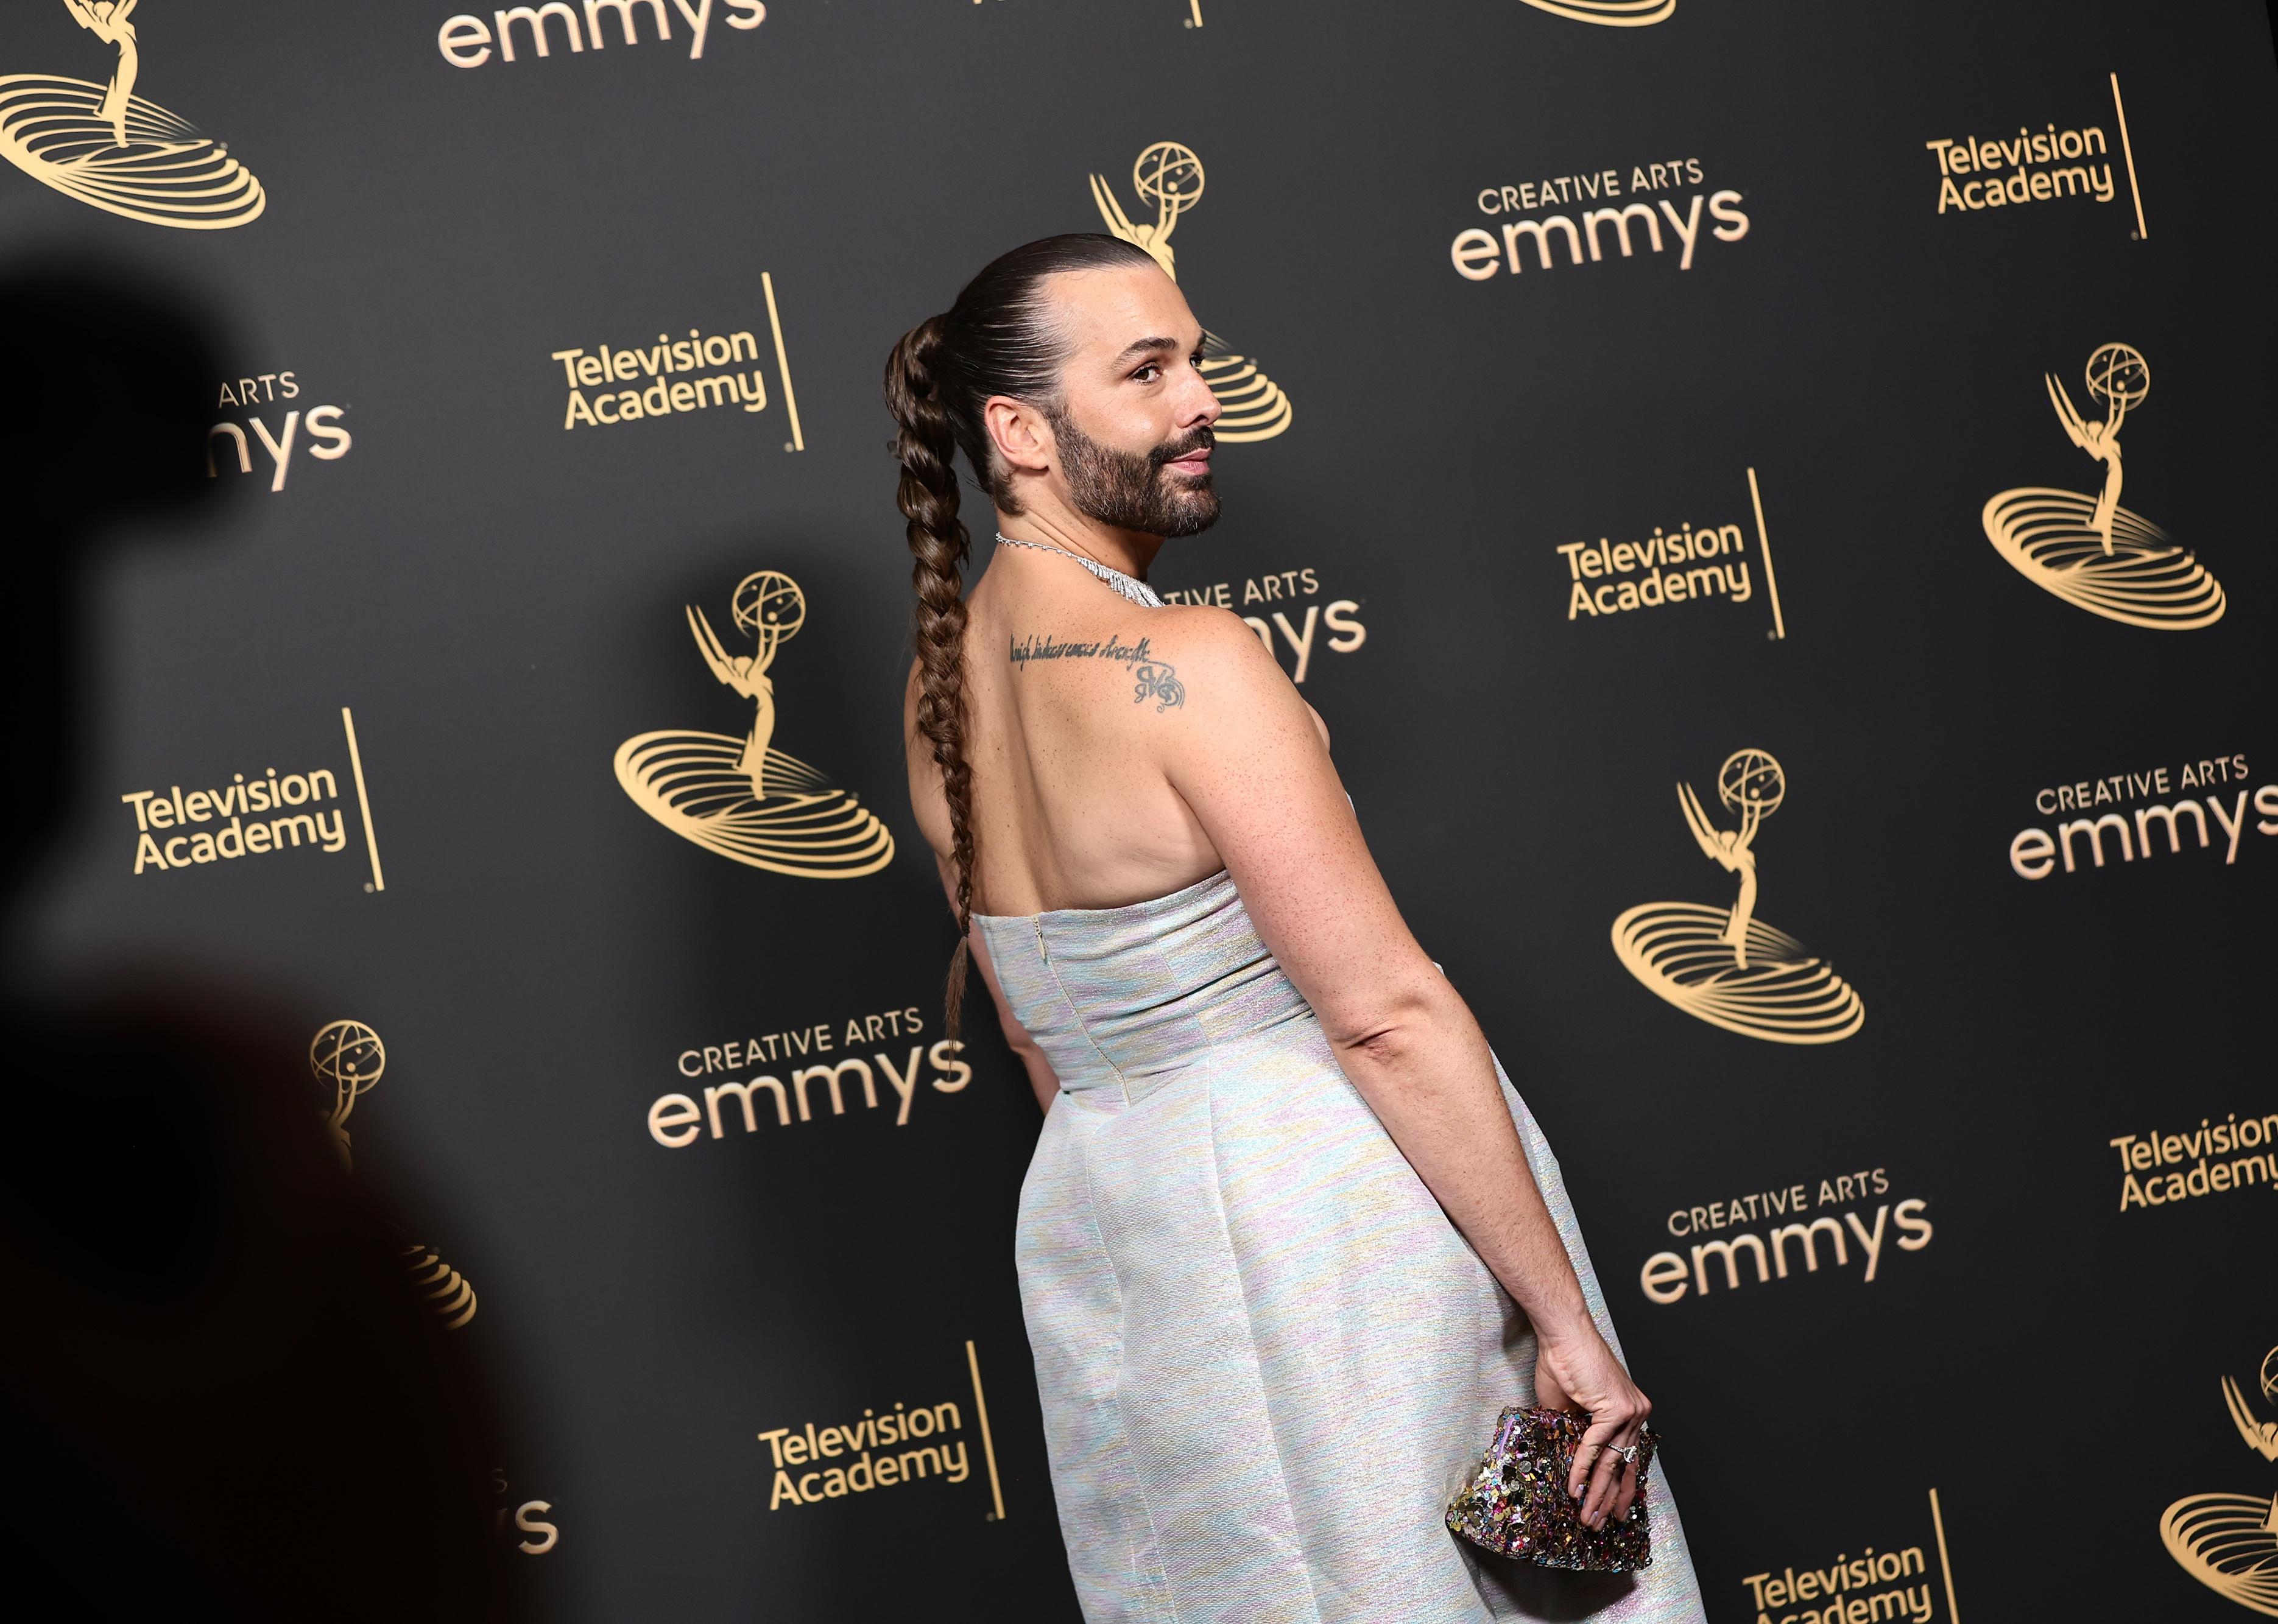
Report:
0,258,533,1623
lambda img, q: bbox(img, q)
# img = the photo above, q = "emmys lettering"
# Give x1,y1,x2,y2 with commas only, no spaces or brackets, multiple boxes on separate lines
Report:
1612,750,1864,1044
492,1474,559,1556
1639,1197,1932,1308
208,371,352,493
1556,471,1789,637
2006,752,2277,881
2160,1341,2278,1615
2109,1108,2278,1214
436,1,765,68
1154,566,1367,685
647,1000,972,1145
0,1,264,228
119,711,387,888
309,1020,479,1328
1088,141,1292,441
1922,76,2146,237
1983,341,2224,630
1452,156,1750,283
615,570,892,877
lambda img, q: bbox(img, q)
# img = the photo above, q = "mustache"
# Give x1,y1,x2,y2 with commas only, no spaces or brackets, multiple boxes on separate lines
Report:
1151,426,1216,468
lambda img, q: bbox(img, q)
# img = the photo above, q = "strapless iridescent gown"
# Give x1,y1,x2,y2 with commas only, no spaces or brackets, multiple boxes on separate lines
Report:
972,869,1705,1623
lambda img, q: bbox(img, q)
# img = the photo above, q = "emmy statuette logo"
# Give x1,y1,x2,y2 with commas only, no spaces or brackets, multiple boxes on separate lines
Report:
1983,343,2224,630
1090,142,1292,443
2162,1343,2278,1615
0,1,263,228
616,571,894,879
312,1018,385,1170
308,1020,477,1329
1518,0,1676,24
1612,750,1864,1044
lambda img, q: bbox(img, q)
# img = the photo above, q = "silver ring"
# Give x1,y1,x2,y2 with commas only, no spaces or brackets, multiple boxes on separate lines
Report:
1613,1444,1638,1466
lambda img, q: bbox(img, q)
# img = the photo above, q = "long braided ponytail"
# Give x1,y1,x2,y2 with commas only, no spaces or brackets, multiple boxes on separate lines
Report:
883,233,1159,1038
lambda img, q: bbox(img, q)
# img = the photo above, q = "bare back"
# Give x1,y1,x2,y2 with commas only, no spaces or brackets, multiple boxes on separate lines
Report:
904,547,1325,917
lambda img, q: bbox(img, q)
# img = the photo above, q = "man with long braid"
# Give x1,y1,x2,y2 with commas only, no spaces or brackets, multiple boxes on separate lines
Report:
884,235,1705,1624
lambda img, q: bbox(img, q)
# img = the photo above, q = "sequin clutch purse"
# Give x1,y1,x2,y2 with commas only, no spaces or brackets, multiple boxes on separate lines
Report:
1445,1406,1657,1572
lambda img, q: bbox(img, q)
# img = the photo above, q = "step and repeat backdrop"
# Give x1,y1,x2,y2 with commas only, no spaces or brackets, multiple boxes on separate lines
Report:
5,1,2276,1620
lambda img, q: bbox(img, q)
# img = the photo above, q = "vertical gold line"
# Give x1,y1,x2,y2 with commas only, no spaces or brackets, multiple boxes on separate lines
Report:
761,271,805,451
2110,73,2147,240
1190,1,1205,24
340,706,385,893
1929,1487,1961,1623
966,1338,1006,1521
1746,466,1786,641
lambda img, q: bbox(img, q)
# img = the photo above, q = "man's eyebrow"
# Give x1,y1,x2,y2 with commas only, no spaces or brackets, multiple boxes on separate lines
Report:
1111,335,1188,367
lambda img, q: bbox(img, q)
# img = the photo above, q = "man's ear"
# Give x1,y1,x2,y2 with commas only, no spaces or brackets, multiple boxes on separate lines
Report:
982,395,1054,479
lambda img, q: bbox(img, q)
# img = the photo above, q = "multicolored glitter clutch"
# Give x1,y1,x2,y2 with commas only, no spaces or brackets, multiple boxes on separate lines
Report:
1445,1406,1657,1572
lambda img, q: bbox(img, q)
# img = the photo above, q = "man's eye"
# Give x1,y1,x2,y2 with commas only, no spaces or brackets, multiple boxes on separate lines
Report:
1133,364,1161,383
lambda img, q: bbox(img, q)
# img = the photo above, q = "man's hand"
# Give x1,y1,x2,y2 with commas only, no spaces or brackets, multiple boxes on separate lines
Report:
1532,1324,1651,1531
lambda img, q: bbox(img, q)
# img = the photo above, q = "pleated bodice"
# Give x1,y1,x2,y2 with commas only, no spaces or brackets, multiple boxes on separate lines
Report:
972,868,1311,1100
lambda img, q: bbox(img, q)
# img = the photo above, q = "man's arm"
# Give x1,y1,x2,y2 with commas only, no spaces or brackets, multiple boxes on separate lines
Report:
1154,611,1651,1528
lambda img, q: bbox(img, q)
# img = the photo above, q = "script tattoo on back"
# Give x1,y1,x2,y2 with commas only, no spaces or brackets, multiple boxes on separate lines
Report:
1009,631,1187,712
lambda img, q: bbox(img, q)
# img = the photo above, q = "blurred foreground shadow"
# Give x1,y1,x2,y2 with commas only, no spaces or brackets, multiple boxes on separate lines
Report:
0,259,531,1623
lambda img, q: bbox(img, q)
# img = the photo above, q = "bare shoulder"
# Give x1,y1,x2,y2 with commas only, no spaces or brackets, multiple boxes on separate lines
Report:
1144,602,1274,667
1141,603,1308,720
1074,603,1330,786
1146,606,1335,749
1068,602,1286,714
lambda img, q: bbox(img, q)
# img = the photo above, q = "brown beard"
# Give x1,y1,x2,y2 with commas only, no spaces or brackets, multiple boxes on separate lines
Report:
1049,413,1222,539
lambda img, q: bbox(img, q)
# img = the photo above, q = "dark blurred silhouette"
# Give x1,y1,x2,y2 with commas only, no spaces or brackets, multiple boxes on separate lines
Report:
0,259,527,1623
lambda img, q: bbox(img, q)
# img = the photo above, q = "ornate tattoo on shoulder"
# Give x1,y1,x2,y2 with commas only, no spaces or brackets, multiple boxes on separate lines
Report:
1009,631,1187,712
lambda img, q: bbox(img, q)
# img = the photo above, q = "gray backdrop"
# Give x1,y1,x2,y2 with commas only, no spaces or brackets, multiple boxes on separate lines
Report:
6,2,2276,1620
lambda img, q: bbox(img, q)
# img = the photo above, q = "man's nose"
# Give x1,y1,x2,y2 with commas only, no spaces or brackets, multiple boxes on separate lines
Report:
1179,361,1222,427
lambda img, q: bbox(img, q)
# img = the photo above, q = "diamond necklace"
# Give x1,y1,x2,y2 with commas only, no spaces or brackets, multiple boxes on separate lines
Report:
995,532,1164,608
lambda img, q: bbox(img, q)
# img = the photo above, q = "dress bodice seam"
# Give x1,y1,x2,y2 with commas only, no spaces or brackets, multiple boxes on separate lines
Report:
1029,917,1139,1105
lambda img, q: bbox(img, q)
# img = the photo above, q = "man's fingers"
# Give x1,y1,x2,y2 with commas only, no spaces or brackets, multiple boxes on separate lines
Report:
1584,1449,1626,1528
1576,1425,1645,1530
1609,1461,1641,1524
1569,1418,1621,1500
1603,1445,1641,1525
1573,1422,1624,1526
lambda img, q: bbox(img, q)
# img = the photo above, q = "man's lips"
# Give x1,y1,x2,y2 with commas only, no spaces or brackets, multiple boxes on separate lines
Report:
1164,449,1213,474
